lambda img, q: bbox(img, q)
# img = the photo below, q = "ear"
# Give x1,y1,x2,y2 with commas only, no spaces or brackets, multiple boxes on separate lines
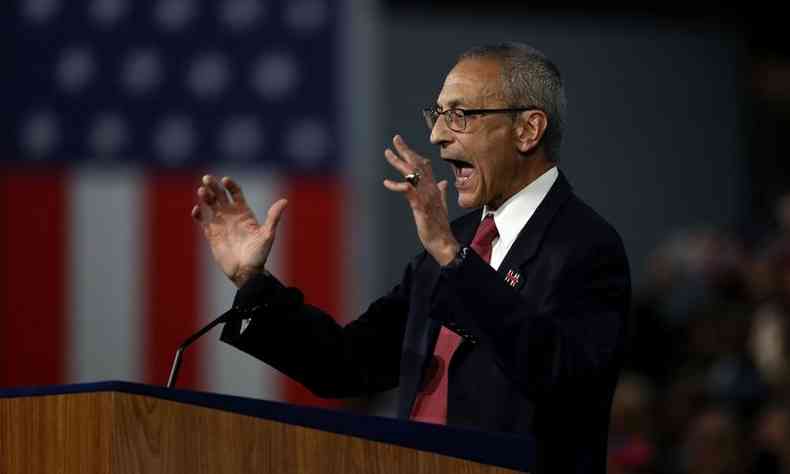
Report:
514,110,548,154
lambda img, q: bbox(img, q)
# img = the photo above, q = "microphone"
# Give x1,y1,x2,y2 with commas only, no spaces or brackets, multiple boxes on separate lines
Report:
166,308,248,389
165,284,302,388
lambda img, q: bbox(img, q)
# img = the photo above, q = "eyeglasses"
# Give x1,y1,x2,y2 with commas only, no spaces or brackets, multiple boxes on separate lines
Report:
422,105,539,132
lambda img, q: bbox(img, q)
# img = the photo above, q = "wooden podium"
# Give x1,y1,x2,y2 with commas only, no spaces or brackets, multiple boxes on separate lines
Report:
1,381,531,473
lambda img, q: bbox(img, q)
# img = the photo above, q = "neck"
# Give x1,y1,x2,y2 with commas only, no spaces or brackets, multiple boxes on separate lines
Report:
488,156,554,209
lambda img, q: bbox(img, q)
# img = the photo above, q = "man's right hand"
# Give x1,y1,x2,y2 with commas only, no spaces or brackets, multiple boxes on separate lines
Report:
191,175,288,288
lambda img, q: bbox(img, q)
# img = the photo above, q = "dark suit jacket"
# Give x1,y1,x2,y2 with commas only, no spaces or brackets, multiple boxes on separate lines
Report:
220,171,631,473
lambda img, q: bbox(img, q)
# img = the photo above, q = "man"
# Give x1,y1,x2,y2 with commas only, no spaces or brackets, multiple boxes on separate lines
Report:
191,42,631,473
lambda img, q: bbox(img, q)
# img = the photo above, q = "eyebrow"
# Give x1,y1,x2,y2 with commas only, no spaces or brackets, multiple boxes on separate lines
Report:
437,98,466,109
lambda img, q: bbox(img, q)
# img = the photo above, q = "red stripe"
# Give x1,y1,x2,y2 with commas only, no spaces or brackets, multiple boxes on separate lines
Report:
0,169,68,387
282,177,345,408
143,172,203,388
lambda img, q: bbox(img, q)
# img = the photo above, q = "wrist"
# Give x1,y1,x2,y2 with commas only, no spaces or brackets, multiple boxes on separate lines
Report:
435,240,461,266
231,265,266,289
441,245,470,269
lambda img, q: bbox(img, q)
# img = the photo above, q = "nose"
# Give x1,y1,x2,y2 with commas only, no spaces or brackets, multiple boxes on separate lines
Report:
429,114,453,146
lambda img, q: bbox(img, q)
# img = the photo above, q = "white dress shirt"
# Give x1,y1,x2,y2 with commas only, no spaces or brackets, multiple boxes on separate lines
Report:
482,166,558,271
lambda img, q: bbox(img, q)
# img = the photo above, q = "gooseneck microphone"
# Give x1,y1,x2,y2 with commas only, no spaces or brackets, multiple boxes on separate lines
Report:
165,283,302,389
166,308,245,389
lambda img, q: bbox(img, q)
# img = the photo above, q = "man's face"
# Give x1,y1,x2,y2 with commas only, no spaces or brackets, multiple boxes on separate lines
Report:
431,58,522,209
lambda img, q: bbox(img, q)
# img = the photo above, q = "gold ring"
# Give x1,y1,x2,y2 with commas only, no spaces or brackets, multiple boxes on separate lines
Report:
404,172,421,187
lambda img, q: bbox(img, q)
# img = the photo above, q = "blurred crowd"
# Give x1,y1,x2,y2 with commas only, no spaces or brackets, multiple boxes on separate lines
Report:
608,193,790,474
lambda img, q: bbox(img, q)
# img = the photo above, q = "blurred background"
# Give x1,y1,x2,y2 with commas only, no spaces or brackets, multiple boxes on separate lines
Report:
3,1,789,472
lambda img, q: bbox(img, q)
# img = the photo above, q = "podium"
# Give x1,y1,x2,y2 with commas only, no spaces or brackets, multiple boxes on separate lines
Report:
1,381,531,473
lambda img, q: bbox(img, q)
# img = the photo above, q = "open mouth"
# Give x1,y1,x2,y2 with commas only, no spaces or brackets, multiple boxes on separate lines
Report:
445,159,475,186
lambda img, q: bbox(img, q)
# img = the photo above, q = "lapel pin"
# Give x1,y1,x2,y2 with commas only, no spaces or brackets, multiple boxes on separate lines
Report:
504,269,521,288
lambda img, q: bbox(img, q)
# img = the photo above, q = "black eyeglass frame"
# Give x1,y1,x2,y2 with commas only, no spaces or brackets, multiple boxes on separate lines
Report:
422,106,541,132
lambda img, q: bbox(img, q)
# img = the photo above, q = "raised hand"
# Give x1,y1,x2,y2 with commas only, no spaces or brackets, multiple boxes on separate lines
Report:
383,135,459,266
192,175,288,288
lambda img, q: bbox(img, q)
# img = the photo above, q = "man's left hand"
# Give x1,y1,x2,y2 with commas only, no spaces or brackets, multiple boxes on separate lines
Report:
383,134,460,266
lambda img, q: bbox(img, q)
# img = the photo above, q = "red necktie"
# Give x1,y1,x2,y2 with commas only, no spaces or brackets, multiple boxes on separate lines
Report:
410,214,499,424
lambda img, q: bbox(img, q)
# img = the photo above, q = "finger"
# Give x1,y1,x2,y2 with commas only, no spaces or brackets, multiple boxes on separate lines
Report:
262,198,288,233
197,185,219,211
437,180,449,212
418,159,435,182
392,135,425,166
222,176,247,207
383,179,413,193
202,174,230,206
384,148,413,176
192,199,213,224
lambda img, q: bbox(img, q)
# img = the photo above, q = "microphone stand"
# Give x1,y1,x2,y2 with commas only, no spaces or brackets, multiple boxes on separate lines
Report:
166,309,239,389
166,283,298,389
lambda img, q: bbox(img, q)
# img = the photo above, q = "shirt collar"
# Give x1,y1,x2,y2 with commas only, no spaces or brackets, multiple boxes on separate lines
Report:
482,166,559,248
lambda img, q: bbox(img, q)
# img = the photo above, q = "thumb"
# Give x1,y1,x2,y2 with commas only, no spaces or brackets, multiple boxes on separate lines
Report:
437,180,449,212
263,198,289,234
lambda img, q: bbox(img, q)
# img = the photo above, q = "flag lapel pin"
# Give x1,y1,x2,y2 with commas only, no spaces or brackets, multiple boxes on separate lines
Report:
504,270,521,288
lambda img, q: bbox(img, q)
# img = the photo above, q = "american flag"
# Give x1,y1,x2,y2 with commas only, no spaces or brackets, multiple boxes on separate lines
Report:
2,0,348,409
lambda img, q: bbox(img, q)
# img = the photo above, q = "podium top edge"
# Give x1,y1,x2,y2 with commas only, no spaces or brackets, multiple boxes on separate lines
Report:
0,380,532,472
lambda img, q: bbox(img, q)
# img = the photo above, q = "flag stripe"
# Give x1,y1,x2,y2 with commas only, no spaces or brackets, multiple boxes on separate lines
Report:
144,172,202,388
282,177,345,407
69,167,142,383
0,170,350,403
0,170,68,387
202,170,285,400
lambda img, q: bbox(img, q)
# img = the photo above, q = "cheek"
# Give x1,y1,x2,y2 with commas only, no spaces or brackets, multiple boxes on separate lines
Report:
475,158,497,192
475,161,489,191
475,132,509,188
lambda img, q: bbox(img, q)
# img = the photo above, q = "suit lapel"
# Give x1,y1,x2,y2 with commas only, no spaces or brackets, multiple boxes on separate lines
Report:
496,170,573,280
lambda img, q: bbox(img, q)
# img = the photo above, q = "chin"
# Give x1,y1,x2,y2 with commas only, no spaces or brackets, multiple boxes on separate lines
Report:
457,193,481,209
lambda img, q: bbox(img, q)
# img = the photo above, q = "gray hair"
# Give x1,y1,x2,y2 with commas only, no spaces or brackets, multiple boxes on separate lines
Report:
459,42,567,161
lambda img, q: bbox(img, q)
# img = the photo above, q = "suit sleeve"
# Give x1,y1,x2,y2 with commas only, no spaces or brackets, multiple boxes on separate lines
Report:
431,234,631,400
219,266,412,398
